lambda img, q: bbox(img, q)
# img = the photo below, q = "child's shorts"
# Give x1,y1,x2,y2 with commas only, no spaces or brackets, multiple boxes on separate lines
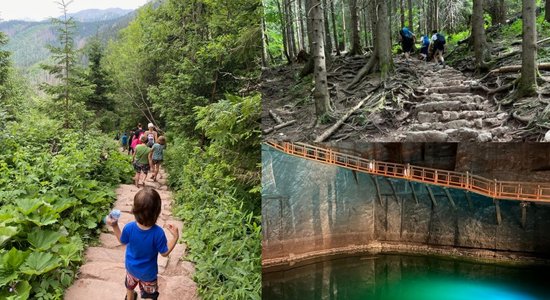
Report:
133,162,150,174
125,272,159,299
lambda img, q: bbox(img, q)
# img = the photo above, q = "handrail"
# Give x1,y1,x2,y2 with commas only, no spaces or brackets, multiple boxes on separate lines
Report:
265,141,550,203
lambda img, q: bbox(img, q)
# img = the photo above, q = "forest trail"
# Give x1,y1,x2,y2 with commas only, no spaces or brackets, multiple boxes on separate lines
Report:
65,169,198,300
390,58,510,142
262,55,520,142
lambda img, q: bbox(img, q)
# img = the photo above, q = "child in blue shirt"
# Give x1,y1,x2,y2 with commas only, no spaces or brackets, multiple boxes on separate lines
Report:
148,136,166,182
107,187,179,300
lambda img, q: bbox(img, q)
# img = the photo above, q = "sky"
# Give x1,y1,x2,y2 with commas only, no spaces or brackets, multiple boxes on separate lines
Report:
0,0,149,21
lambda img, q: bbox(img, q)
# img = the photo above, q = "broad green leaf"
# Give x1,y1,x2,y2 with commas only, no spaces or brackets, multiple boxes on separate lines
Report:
0,280,31,300
73,188,89,200
26,210,58,227
2,248,29,270
50,197,78,213
27,230,63,250
20,252,60,275
0,226,18,247
16,198,43,215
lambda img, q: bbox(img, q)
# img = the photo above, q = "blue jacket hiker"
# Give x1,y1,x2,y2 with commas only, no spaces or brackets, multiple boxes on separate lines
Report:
107,187,179,300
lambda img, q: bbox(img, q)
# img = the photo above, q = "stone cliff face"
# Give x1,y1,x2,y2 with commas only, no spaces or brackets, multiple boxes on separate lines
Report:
262,145,550,263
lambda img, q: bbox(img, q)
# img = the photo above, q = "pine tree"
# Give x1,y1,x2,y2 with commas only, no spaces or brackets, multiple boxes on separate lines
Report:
40,0,93,128
86,38,113,112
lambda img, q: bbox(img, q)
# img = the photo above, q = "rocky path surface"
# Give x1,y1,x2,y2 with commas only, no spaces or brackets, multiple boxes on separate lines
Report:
394,59,512,142
65,170,198,300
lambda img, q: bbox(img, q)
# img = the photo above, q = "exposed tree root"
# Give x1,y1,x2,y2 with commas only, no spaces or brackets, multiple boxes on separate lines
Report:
263,120,297,134
315,88,384,142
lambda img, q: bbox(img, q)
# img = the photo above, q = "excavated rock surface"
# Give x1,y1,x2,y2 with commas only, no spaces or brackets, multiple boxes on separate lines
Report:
65,170,197,300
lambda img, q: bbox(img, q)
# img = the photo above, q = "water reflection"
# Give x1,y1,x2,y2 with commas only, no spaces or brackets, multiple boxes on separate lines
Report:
263,254,550,300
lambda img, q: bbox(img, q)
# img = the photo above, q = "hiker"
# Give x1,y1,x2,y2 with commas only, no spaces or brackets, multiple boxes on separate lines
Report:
121,132,129,149
128,130,135,155
144,123,158,148
130,130,141,154
132,135,151,187
106,187,179,300
398,27,415,60
419,34,430,61
431,30,446,67
148,136,166,182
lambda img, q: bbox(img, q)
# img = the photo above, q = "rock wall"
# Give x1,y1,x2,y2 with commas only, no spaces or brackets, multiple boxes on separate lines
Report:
262,145,550,263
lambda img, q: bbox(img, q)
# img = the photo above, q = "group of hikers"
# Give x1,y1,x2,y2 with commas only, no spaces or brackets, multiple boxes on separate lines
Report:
119,123,166,187
398,27,446,67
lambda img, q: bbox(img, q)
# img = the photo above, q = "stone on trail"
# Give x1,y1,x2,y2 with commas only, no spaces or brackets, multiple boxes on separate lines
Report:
445,120,473,130
483,118,502,127
441,111,460,121
446,128,479,141
416,101,462,112
404,131,448,142
417,112,438,123
477,131,493,142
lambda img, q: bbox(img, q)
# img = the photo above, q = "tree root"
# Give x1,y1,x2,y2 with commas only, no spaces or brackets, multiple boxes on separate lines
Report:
315,88,384,142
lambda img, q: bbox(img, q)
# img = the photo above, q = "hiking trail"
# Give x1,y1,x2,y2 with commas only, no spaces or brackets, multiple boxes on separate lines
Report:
262,55,524,142
65,169,198,300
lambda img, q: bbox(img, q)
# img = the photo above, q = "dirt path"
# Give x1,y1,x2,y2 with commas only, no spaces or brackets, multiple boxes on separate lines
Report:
262,55,523,142
65,169,198,300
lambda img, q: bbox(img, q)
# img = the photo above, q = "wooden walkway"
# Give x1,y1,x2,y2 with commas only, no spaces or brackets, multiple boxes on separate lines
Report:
266,141,550,203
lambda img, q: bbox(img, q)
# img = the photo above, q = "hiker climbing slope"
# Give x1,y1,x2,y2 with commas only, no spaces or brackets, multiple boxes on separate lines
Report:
431,30,446,68
399,27,415,60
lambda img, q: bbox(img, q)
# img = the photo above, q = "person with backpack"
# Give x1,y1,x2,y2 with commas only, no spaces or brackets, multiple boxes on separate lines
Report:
419,34,431,61
398,27,415,60
121,132,129,150
431,30,446,68
144,123,158,148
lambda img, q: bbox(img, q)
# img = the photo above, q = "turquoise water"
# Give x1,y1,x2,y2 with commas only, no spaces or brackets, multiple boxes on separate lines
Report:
262,254,550,300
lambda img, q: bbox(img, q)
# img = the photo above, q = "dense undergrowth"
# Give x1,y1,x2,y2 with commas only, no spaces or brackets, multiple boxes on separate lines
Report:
164,94,261,300
0,111,133,299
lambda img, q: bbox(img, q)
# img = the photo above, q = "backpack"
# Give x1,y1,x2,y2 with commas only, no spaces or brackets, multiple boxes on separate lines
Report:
436,33,446,45
422,36,430,47
401,29,413,40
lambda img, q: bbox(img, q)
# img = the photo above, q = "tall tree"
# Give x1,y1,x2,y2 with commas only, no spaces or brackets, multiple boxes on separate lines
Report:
518,0,537,96
348,0,393,87
472,0,490,71
329,0,341,55
85,38,113,112
40,0,92,128
323,0,333,60
546,0,550,22
407,0,413,30
349,0,362,55
311,0,331,118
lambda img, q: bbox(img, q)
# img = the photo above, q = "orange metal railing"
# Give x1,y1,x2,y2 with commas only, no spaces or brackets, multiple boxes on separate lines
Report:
265,141,550,203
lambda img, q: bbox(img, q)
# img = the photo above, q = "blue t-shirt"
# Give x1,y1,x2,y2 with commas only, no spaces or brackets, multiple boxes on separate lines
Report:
151,143,165,161
120,221,168,281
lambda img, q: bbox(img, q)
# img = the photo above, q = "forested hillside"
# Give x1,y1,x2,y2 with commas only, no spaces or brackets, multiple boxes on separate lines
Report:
0,0,261,299
261,0,550,142
0,9,135,85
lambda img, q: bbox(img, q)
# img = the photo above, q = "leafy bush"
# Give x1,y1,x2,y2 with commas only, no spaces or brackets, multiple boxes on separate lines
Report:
0,111,133,299
164,94,261,300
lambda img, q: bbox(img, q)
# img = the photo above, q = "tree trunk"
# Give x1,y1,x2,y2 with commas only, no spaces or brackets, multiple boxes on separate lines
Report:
276,0,291,63
407,0,413,30
362,6,369,47
261,14,269,67
434,0,439,30
378,0,393,80
329,0,341,55
349,0,362,55
400,0,405,29
322,0,332,60
518,0,537,96
311,0,331,118
295,0,304,50
286,0,297,58
472,0,490,71
546,0,550,22
341,2,347,51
